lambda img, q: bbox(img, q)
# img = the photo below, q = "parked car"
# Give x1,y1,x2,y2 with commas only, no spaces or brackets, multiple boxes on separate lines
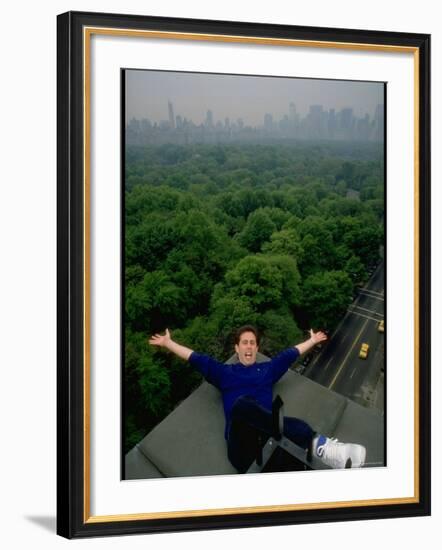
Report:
359,343,370,359
378,320,385,333
294,364,306,375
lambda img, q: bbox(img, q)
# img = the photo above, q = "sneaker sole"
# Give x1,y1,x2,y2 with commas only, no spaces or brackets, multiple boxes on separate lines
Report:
347,445,366,468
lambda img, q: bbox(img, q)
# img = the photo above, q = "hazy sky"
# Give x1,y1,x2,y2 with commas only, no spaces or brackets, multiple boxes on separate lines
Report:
125,69,384,126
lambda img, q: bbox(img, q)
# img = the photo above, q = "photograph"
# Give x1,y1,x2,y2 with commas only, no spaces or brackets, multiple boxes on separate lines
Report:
123,69,386,480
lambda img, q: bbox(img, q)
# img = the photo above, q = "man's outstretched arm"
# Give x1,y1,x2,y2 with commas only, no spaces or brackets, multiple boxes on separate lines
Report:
295,329,328,355
148,328,193,361
149,329,224,387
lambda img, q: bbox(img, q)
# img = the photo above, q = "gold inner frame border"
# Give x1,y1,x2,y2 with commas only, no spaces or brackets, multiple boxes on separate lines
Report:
82,26,421,523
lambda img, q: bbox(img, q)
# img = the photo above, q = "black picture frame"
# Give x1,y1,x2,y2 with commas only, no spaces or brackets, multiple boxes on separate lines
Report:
57,10,431,539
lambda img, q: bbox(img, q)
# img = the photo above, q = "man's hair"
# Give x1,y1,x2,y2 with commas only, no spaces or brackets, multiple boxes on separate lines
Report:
234,325,260,345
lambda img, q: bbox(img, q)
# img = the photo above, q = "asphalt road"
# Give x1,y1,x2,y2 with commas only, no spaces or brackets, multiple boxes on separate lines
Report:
304,261,385,409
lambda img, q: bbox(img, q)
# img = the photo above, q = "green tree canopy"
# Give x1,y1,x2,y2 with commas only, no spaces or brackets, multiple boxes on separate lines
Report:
262,227,303,261
300,270,353,330
237,209,277,252
213,254,301,312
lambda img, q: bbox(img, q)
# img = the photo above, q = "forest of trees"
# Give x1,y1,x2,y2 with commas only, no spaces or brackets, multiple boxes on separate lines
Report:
124,140,384,452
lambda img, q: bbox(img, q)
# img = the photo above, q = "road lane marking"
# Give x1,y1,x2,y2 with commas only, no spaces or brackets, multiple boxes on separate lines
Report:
329,318,369,390
323,356,334,371
358,290,384,301
360,287,384,297
347,310,384,323
350,368,356,379
350,304,383,316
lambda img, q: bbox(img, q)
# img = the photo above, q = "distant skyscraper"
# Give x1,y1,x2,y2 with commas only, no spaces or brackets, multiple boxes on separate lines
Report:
340,108,354,131
328,108,337,138
140,118,151,133
168,100,175,129
356,114,371,141
128,117,140,133
264,113,273,131
279,115,290,132
206,110,214,128
289,102,297,123
307,105,325,138
372,104,384,141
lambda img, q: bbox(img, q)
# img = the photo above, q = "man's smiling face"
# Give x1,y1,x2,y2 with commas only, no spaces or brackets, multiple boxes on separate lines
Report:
235,331,259,366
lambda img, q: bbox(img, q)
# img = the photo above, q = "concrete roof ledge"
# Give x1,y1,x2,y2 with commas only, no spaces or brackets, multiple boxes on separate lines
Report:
126,370,384,479
125,445,165,480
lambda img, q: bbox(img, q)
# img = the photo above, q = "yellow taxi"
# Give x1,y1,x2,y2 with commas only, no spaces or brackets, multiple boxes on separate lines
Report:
359,343,369,359
378,320,385,333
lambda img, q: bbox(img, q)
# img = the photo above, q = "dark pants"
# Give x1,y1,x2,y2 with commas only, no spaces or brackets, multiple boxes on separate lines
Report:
227,395,315,473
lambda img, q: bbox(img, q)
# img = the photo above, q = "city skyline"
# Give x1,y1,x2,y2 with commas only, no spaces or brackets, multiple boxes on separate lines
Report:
125,69,384,127
126,99,384,146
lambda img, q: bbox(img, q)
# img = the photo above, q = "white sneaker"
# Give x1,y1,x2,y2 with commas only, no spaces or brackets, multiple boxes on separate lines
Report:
314,435,366,469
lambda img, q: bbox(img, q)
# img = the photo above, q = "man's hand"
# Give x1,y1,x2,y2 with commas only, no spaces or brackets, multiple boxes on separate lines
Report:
295,329,328,355
149,328,172,348
148,328,193,361
309,329,328,346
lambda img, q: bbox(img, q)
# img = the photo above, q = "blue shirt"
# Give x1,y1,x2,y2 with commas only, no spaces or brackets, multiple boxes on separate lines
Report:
189,348,300,438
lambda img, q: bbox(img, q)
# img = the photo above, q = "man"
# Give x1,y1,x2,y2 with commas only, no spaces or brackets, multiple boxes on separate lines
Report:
149,325,366,473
